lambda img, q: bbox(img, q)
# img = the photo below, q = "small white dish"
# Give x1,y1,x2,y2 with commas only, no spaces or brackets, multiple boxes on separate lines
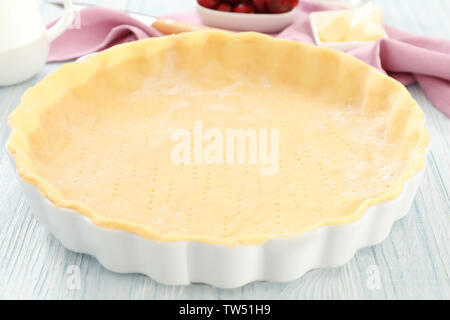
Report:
310,10,387,52
196,3,296,33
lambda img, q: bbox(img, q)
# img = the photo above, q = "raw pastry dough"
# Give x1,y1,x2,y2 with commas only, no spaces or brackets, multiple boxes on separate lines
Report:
8,32,429,245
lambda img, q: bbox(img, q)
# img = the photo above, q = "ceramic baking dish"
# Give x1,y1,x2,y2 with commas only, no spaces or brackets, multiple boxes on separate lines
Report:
7,32,429,288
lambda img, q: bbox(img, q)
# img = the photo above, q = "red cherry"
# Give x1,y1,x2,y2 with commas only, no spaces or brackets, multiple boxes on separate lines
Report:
217,2,233,11
252,0,268,13
267,0,294,13
198,0,220,9
233,3,254,13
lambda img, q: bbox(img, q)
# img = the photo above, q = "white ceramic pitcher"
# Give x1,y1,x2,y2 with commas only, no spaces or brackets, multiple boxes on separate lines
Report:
0,0,74,86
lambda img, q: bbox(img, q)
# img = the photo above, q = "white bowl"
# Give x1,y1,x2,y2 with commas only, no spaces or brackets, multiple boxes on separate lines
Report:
310,10,387,52
196,3,296,33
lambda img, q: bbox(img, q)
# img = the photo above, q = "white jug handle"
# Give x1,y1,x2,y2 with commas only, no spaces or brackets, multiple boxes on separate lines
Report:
46,0,75,43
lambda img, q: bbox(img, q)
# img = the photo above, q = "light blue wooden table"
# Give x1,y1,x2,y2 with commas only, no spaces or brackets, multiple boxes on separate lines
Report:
0,0,448,299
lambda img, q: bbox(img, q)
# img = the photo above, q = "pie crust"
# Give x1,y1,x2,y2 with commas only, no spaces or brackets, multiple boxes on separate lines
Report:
8,32,429,246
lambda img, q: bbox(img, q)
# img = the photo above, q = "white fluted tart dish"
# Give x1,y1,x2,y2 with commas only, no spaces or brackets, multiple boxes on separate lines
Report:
7,32,429,288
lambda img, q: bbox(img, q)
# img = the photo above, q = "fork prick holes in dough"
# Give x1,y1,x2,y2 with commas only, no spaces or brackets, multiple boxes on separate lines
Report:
11,32,428,245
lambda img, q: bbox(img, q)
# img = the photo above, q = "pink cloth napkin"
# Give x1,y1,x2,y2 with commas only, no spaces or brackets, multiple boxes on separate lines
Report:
47,7,161,61
48,2,450,117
